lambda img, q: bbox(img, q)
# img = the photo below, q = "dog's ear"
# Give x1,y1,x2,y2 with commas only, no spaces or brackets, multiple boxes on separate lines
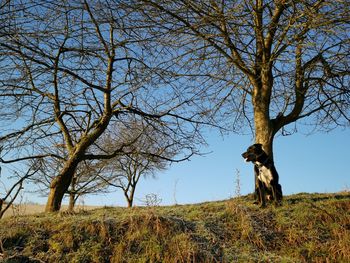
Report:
254,143,263,149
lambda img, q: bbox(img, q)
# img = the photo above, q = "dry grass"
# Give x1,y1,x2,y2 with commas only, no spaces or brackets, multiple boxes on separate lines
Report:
0,192,349,262
1,204,101,218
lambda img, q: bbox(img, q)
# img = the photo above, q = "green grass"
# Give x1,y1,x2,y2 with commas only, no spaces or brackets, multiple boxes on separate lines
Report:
0,192,349,262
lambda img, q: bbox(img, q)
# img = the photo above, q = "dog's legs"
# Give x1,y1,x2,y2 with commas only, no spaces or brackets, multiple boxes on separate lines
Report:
254,183,261,205
259,181,267,208
271,185,278,206
253,166,261,205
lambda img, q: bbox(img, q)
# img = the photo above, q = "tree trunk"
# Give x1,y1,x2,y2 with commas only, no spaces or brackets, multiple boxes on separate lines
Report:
0,199,4,219
254,110,274,158
68,193,76,212
253,92,275,159
68,176,77,211
125,189,134,208
252,80,278,200
45,159,79,212
45,113,112,212
127,198,133,208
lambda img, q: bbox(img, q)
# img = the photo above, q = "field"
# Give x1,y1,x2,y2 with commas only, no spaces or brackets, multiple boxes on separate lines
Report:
0,192,349,262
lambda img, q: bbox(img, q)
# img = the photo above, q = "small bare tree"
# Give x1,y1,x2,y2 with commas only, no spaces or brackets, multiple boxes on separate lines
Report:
100,120,174,207
0,165,38,219
106,154,161,207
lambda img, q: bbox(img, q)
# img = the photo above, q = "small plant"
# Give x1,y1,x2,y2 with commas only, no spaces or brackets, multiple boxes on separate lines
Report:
173,179,179,205
234,169,241,198
141,193,162,207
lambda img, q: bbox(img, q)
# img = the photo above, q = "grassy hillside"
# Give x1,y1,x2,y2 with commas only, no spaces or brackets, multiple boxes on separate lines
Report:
1,204,102,219
0,192,349,262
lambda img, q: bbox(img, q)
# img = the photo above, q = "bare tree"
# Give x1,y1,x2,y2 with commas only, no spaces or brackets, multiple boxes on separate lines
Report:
0,165,38,219
111,154,158,208
32,117,182,209
99,120,175,207
0,1,206,212
137,0,349,155
134,0,350,192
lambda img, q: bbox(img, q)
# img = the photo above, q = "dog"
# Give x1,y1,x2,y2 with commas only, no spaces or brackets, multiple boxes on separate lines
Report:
242,143,282,207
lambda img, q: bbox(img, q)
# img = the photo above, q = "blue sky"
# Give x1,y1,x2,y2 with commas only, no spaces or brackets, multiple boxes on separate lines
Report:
8,127,349,207
74,127,349,207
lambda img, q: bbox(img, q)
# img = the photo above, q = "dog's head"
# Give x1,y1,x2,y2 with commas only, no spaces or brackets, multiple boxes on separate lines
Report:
241,143,264,163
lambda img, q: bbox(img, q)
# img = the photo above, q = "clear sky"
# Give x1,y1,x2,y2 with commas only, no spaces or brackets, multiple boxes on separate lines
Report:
6,126,350,206
7,126,349,207
75,127,349,207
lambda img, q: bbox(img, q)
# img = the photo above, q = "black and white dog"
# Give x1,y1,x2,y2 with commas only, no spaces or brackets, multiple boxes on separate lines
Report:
242,144,282,207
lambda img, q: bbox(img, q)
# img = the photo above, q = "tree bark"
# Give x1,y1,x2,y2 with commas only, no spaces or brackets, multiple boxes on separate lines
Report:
45,158,79,212
126,198,133,208
68,176,77,211
125,185,135,208
0,199,4,219
252,75,275,159
68,193,76,212
254,109,274,155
